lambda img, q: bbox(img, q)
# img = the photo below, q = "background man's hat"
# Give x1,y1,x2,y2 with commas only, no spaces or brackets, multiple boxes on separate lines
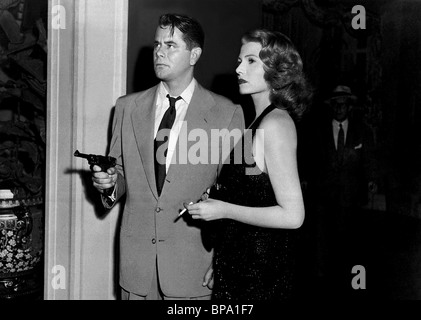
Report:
325,85,357,103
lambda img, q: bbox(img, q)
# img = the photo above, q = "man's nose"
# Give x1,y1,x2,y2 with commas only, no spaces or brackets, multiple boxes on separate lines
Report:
155,47,165,58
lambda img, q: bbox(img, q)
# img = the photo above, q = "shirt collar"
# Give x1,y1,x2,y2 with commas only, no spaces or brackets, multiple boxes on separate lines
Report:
332,118,349,129
157,78,196,107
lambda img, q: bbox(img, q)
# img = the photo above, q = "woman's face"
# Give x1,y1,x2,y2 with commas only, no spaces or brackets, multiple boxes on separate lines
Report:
236,41,270,96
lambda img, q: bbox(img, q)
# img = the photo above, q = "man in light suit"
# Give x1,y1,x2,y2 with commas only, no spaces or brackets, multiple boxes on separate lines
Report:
91,14,244,300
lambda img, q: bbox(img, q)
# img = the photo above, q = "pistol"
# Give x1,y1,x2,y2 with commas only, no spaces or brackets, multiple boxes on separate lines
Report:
74,150,117,196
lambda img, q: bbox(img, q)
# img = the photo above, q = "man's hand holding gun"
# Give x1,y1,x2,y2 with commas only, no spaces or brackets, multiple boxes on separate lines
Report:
74,150,118,205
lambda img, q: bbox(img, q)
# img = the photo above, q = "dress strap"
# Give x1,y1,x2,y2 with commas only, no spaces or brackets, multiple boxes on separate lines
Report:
247,104,277,136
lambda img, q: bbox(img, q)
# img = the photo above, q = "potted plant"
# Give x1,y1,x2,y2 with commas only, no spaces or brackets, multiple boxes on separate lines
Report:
0,4,47,299
0,17,46,202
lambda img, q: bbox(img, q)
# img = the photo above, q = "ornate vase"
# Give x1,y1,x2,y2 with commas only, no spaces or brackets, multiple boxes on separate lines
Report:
0,190,43,300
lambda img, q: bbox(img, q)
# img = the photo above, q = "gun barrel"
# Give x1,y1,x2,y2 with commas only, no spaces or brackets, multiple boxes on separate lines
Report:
74,150,90,159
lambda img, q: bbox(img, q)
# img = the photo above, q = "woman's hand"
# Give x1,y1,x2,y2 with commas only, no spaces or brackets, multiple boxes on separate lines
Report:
185,199,227,221
202,264,214,289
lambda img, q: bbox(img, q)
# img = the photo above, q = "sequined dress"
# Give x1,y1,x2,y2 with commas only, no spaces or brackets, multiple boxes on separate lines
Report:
210,104,296,301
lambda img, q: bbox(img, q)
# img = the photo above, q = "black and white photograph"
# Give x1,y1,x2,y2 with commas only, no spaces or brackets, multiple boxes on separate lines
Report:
0,0,420,309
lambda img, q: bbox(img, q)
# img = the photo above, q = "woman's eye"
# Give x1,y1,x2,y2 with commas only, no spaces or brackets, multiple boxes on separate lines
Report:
248,58,255,64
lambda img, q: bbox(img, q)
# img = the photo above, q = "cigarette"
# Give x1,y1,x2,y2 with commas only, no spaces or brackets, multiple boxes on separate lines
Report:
179,202,193,216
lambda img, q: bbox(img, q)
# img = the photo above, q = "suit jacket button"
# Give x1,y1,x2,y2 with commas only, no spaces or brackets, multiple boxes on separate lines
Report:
152,238,156,244
155,207,162,213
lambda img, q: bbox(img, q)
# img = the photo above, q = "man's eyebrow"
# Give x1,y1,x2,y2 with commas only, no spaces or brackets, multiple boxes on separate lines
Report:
164,40,177,45
153,39,176,44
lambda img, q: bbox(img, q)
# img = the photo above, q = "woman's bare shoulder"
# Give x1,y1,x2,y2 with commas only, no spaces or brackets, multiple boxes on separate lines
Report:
259,108,297,144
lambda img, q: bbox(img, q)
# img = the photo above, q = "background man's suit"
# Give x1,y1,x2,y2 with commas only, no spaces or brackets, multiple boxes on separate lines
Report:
307,116,377,294
106,83,244,298
312,119,376,212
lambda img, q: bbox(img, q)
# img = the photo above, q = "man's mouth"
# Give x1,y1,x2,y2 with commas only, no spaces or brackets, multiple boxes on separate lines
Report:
155,63,168,68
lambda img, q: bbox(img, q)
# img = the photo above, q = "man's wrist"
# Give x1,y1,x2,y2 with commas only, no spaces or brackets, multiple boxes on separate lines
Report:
102,184,117,208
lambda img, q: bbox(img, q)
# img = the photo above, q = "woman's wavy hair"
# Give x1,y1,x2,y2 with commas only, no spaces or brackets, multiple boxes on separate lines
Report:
242,29,313,120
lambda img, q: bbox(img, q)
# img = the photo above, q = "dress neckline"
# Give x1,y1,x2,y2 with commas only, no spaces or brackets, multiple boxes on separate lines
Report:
247,104,277,132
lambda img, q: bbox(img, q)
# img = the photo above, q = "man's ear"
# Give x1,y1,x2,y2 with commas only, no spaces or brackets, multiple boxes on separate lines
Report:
190,47,202,66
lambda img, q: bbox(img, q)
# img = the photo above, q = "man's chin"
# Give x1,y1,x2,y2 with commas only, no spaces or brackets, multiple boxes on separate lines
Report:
154,70,169,80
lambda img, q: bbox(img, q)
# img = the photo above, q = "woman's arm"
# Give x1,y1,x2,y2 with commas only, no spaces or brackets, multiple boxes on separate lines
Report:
186,110,304,229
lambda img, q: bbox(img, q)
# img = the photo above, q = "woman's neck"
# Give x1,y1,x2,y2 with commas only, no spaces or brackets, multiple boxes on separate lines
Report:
251,91,271,119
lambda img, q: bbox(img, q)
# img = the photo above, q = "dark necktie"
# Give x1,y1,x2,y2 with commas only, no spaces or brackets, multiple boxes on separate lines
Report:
154,94,182,196
337,123,345,162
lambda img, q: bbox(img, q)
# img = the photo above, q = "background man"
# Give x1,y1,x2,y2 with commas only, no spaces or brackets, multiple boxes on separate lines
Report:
306,85,378,296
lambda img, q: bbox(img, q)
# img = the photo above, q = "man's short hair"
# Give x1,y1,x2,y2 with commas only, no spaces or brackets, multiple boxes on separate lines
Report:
158,13,205,51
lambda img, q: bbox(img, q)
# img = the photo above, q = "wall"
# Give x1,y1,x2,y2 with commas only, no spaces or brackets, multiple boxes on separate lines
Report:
45,0,127,300
127,0,261,97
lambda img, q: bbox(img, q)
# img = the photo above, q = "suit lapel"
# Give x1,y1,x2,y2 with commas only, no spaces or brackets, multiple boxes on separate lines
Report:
131,86,159,199
345,121,357,148
162,84,214,195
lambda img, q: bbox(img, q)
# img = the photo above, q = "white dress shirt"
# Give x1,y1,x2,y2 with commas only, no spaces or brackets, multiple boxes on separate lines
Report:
332,119,348,150
154,78,196,173
103,80,196,205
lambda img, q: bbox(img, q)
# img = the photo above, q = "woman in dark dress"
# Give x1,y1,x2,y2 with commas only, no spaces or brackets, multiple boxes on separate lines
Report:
186,29,312,300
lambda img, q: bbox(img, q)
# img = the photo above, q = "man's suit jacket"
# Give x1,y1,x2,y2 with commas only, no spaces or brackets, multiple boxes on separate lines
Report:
107,83,245,298
311,118,377,209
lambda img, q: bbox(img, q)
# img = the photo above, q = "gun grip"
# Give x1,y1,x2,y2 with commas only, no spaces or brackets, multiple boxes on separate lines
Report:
99,164,113,173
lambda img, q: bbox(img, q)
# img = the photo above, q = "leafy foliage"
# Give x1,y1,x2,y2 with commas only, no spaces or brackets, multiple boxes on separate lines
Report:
0,4,47,199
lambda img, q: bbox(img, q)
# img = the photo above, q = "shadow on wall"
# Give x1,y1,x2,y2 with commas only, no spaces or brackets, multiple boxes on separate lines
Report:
132,46,159,92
